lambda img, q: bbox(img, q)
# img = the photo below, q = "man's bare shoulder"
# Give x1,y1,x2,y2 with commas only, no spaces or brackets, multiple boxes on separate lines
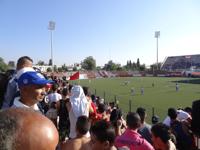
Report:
61,137,91,150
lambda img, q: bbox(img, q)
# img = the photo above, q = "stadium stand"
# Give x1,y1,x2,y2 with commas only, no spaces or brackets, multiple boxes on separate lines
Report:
161,54,200,71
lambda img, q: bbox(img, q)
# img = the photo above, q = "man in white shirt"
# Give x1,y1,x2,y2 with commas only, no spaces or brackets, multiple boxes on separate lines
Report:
163,108,191,127
47,83,62,105
12,71,53,112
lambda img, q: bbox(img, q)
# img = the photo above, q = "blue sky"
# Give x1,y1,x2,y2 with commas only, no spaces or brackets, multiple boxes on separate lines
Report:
1,0,200,66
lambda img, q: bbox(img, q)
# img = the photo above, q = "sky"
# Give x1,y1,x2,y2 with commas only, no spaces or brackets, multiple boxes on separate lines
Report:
0,0,200,67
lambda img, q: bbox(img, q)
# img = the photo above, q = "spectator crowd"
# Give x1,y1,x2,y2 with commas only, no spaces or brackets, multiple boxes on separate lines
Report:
0,56,199,150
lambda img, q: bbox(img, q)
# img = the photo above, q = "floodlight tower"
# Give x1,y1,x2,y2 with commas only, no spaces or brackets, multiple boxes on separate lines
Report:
155,31,160,70
48,21,56,71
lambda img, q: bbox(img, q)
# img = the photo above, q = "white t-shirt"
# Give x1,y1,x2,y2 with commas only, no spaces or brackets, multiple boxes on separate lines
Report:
169,140,176,150
12,97,40,111
163,109,191,126
47,92,62,104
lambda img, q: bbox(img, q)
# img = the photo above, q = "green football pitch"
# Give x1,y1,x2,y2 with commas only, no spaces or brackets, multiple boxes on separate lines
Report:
71,77,200,123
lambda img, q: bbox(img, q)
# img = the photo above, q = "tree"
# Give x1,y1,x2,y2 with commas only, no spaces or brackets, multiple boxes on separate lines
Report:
53,65,57,72
81,56,96,70
73,66,77,71
47,67,52,72
150,62,162,71
139,64,146,71
48,59,52,66
8,61,15,68
0,57,8,72
57,67,63,72
37,60,45,66
61,64,68,71
104,60,121,71
136,58,140,69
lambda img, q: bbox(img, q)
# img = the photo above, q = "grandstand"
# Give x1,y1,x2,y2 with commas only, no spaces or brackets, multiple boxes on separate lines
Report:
161,54,200,71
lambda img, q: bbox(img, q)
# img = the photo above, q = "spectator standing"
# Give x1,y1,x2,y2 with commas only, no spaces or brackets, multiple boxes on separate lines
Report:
136,107,152,144
0,108,59,150
12,71,53,112
115,112,154,150
151,123,176,150
57,88,70,141
46,101,57,127
61,116,91,150
68,85,89,139
2,56,34,109
47,83,62,105
90,120,117,150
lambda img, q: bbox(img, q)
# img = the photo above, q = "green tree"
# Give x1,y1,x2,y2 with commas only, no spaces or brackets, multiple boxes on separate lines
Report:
81,56,96,70
53,65,57,72
0,57,8,72
47,67,52,72
37,60,45,66
139,64,146,71
104,60,121,71
57,67,63,72
136,58,140,69
8,61,15,69
73,66,77,71
48,59,52,66
61,64,68,71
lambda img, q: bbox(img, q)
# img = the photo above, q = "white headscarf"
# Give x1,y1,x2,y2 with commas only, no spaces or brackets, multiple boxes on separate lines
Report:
70,85,89,117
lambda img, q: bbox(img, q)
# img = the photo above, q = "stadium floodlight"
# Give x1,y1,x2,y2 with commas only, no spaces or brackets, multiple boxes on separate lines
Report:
48,21,56,71
155,31,160,70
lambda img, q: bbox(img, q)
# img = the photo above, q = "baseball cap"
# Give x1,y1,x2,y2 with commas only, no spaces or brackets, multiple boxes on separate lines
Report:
17,71,53,87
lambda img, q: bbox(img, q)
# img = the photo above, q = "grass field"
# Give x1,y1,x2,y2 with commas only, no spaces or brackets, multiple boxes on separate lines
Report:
71,77,200,123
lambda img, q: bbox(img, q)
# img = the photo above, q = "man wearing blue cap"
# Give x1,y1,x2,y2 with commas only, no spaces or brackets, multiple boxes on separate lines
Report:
12,71,53,112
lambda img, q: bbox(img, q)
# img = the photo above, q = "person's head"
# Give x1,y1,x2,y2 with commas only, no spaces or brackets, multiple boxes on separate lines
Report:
184,107,192,115
76,116,90,136
83,86,91,97
0,108,59,150
16,56,33,70
151,123,172,149
51,83,59,92
110,108,122,127
152,115,159,124
62,88,68,97
90,120,116,150
50,102,57,109
136,107,146,123
126,112,141,130
18,71,53,106
98,103,106,114
168,108,177,120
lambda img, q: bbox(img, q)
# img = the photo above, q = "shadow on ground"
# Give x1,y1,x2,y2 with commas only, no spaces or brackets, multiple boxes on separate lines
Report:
172,78,200,84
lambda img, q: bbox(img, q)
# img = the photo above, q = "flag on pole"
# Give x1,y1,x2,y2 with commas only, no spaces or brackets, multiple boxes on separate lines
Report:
69,72,79,80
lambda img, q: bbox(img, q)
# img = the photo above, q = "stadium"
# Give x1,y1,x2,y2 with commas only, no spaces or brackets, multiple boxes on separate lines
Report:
54,54,200,122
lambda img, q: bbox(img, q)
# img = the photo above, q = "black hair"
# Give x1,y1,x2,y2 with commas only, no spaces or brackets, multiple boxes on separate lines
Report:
151,123,171,143
110,108,122,127
126,112,141,129
17,56,33,69
98,103,106,113
52,83,59,92
82,86,90,97
168,108,177,120
62,88,68,96
90,120,115,144
136,107,146,122
76,116,90,135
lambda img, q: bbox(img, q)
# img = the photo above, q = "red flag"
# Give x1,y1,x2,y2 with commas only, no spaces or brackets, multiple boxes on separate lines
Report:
69,72,79,80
